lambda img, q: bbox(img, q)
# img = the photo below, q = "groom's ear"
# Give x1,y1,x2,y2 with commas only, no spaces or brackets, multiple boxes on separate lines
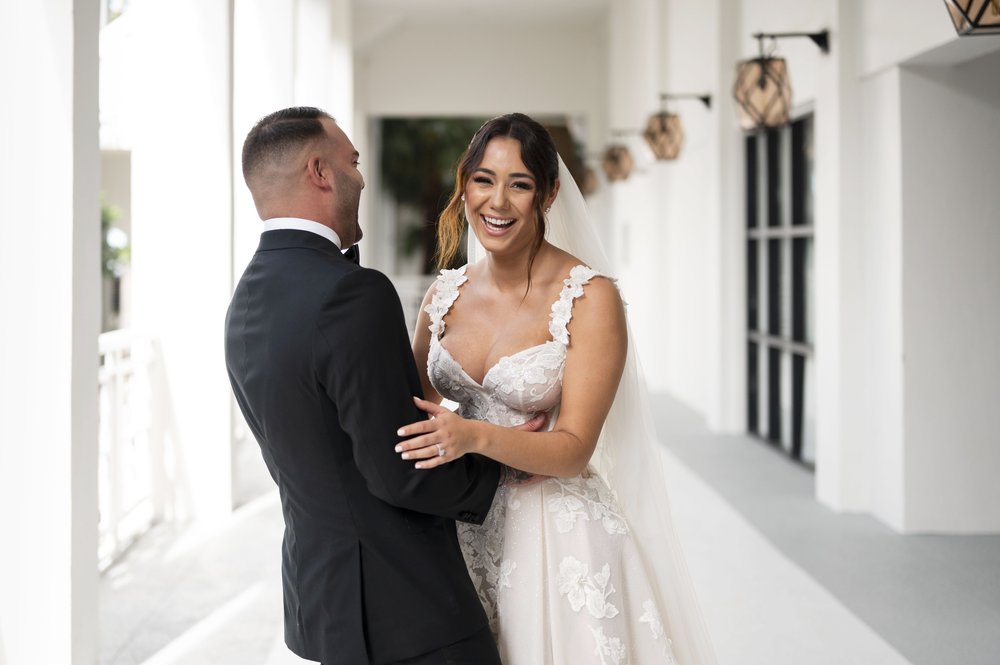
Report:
306,156,331,191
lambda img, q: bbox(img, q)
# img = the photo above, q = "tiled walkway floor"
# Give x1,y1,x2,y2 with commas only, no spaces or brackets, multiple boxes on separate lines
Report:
98,394,994,665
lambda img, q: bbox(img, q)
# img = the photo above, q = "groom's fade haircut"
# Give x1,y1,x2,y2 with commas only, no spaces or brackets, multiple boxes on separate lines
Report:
242,106,333,187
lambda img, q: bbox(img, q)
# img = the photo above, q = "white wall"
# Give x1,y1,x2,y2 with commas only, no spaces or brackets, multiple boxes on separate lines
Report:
356,16,607,144
0,1,100,663
900,54,1000,533
858,0,955,76
354,12,607,274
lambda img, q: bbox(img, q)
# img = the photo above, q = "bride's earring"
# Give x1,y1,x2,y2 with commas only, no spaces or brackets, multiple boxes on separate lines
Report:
545,206,551,214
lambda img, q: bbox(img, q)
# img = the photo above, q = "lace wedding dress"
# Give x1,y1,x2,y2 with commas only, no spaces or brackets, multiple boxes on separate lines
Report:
425,264,679,665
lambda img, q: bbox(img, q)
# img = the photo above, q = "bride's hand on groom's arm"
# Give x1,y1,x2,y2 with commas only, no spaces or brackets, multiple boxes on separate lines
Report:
395,396,547,471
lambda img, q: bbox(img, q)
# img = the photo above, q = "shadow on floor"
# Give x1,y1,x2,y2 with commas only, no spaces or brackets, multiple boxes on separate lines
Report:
649,391,1000,665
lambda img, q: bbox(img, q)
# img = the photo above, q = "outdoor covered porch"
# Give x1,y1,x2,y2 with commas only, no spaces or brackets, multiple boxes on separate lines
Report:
2,1,999,664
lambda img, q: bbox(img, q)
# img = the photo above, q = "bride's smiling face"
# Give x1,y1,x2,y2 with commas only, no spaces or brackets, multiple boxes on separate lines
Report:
464,137,546,257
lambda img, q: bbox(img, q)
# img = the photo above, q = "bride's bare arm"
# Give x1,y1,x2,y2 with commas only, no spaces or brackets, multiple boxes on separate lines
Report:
412,283,444,405
397,277,627,478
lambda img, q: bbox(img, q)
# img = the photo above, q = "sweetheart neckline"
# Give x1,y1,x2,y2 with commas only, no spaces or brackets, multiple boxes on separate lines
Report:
431,336,563,389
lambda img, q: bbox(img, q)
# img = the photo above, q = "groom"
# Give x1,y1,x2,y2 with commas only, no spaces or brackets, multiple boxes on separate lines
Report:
225,107,518,665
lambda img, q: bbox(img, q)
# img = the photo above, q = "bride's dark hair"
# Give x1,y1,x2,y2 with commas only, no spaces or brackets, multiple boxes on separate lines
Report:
436,113,559,271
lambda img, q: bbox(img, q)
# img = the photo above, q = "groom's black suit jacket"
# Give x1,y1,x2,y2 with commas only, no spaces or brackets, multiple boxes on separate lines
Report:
224,230,500,664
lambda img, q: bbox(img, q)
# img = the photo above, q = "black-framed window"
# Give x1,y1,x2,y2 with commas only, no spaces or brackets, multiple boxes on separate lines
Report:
745,114,815,466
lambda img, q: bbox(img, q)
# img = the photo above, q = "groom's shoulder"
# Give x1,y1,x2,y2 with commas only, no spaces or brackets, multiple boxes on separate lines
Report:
321,265,403,306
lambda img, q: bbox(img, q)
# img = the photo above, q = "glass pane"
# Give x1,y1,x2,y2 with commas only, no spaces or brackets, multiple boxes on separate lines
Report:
781,237,792,344
791,116,814,227
748,341,759,434
798,115,815,227
792,237,813,344
768,239,781,335
781,351,793,455
799,354,816,465
747,239,759,331
746,134,758,229
759,131,770,228
766,128,783,227
791,353,805,459
768,346,782,443
759,342,769,440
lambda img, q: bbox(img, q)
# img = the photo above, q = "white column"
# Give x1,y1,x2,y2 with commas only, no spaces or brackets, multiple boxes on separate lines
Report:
296,0,354,134
715,0,747,432
606,0,663,383
657,0,738,429
127,0,236,522
0,1,100,663
233,0,297,275
814,0,885,516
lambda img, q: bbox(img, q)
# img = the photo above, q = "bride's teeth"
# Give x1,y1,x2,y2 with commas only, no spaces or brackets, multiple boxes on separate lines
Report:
484,216,514,227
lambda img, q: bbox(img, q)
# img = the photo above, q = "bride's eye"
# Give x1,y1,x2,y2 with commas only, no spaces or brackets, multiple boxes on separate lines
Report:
473,176,492,185
512,181,533,191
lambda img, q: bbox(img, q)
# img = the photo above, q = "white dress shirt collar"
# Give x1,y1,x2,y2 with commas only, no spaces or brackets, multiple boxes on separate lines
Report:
263,217,342,249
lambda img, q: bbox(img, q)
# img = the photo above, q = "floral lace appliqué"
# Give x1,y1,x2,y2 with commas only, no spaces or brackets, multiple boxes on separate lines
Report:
557,557,620,619
547,476,630,536
590,626,629,665
424,266,468,339
639,599,679,663
548,265,603,345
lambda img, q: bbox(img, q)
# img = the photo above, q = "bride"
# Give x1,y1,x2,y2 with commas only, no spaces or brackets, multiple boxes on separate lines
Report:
396,113,716,665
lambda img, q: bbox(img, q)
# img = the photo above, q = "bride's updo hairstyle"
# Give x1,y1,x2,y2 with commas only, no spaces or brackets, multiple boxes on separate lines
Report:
437,113,559,271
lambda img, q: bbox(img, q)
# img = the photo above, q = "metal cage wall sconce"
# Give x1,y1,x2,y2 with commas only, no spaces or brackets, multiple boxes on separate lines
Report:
733,30,829,131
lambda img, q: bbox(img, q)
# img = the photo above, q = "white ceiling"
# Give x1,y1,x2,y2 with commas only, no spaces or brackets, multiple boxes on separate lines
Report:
353,0,609,24
352,0,610,53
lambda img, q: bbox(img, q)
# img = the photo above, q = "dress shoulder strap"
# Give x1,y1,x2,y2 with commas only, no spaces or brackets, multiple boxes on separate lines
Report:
425,265,468,339
548,265,608,345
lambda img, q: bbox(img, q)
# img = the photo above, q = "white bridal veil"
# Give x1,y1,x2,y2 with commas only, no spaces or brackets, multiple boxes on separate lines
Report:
469,157,718,665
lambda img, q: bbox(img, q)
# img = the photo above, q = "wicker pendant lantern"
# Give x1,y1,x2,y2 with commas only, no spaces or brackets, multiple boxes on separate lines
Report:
733,56,792,130
643,94,712,160
643,111,684,161
943,0,1000,35
733,31,829,131
601,144,633,182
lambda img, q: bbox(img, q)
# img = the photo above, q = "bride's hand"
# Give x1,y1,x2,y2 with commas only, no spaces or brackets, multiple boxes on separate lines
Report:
396,397,546,469
395,397,478,469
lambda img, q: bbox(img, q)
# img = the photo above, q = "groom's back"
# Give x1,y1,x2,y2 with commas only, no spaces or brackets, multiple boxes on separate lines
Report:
224,229,498,665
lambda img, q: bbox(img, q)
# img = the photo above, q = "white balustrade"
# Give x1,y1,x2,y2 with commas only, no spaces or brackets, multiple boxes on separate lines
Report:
97,328,158,571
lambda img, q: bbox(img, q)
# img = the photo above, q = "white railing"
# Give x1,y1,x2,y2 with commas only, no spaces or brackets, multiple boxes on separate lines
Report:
97,328,159,571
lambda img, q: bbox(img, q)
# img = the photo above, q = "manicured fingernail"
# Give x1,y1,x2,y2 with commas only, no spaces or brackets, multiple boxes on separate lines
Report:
397,428,405,436
401,453,410,460
414,463,423,469
394,445,402,452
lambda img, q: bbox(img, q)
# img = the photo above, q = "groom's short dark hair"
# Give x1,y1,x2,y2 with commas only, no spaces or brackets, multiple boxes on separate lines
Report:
242,106,333,185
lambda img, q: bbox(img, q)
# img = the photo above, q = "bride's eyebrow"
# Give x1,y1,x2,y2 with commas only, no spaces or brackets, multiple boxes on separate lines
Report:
474,167,536,181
